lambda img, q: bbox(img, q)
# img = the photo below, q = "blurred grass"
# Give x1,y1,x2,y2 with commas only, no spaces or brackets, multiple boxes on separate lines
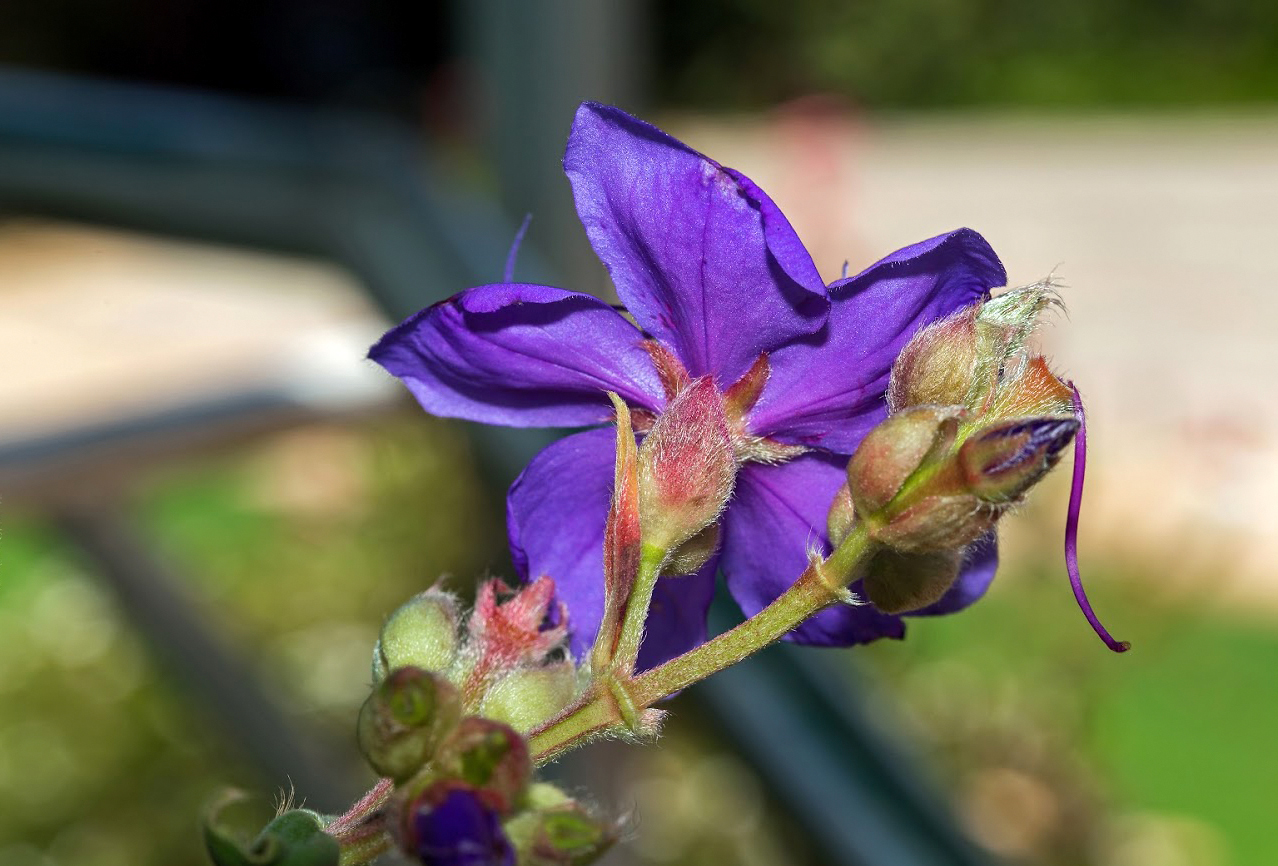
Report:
0,415,500,866
859,558,1275,865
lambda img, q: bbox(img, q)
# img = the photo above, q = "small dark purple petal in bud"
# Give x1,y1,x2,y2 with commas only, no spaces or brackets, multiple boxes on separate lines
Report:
1066,384,1130,653
412,786,515,866
959,417,1078,504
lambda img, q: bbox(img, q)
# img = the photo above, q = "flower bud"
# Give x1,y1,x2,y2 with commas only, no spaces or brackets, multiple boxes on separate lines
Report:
869,492,992,553
357,666,461,782
203,796,339,866
663,523,720,576
478,662,579,734
504,799,617,866
889,283,1062,414
433,717,532,816
402,783,515,866
637,376,737,554
959,417,1078,504
845,405,962,518
862,548,961,614
373,590,460,682
888,307,984,411
826,481,857,548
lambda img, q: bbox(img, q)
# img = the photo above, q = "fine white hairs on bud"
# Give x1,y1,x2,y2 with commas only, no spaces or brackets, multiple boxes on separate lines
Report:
637,377,737,555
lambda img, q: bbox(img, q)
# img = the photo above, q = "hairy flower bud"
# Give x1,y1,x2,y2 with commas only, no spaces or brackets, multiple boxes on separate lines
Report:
357,667,462,782
504,800,617,866
372,590,460,682
888,307,983,411
663,523,720,576
862,548,961,614
959,417,1078,504
845,405,962,518
637,376,737,554
478,662,579,735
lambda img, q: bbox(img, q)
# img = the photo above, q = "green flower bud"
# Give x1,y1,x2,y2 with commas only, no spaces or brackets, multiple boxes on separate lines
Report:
373,590,460,682
478,662,579,734
357,667,461,782
203,795,339,866
504,793,616,866
869,492,992,553
663,523,720,576
826,481,857,548
845,405,962,518
862,548,961,614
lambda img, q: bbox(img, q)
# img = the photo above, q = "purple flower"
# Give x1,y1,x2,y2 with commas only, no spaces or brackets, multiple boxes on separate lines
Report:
411,786,515,866
371,102,1006,670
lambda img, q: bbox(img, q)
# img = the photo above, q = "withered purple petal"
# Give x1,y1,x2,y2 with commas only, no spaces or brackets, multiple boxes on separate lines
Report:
752,229,1006,453
564,102,828,384
370,283,663,428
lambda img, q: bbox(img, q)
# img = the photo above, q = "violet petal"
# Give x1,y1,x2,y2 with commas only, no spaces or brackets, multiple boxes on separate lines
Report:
721,456,906,646
370,283,663,428
751,228,1007,453
506,427,615,659
564,102,828,384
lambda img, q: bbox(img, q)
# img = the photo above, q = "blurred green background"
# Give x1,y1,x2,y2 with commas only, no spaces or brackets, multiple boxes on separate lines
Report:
1,2,1276,865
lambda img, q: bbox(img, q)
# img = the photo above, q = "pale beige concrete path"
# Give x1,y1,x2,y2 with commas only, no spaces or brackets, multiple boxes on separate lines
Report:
673,111,1278,609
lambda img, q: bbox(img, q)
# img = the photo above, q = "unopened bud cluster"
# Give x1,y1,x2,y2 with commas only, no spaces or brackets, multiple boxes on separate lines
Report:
833,283,1080,613
358,581,614,865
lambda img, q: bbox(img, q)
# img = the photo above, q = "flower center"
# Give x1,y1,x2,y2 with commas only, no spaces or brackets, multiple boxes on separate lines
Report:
638,341,807,467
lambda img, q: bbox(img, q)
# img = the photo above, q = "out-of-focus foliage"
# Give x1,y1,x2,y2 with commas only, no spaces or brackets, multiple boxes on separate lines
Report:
0,417,500,866
857,548,1278,866
656,0,1278,108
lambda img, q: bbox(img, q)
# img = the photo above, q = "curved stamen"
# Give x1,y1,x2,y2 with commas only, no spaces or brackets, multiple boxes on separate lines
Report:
503,213,533,283
1066,382,1130,653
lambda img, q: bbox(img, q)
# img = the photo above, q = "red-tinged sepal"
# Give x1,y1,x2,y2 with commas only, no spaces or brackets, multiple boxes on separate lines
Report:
640,339,691,401
723,353,770,423
463,576,570,706
592,392,644,668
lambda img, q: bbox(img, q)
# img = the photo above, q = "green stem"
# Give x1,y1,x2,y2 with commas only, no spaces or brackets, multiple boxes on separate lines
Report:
610,544,667,673
527,684,625,763
529,524,874,763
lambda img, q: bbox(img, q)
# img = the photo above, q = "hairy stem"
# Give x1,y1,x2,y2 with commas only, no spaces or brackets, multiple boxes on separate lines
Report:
528,524,874,763
610,545,667,674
